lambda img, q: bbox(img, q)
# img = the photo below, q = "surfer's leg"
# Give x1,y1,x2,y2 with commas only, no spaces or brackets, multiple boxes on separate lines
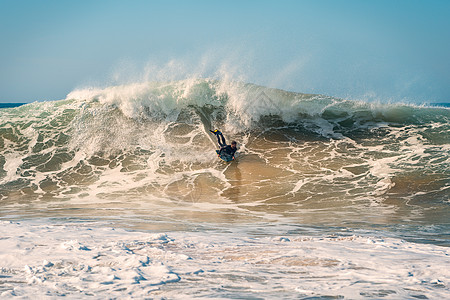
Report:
216,134,222,146
211,130,226,147
218,133,226,147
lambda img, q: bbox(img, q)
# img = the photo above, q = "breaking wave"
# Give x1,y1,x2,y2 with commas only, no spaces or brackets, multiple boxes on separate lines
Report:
0,79,449,227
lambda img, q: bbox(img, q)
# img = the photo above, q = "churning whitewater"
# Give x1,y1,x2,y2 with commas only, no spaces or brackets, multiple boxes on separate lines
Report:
0,79,449,298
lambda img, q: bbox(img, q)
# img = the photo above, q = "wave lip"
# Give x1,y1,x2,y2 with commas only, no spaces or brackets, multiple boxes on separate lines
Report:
66,79,450,129
66,79,320,126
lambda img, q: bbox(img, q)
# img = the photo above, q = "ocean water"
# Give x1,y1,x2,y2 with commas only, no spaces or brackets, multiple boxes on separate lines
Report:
0,79,449,299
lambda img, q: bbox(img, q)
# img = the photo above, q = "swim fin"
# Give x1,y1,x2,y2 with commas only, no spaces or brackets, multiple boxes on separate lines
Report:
210,129,221,135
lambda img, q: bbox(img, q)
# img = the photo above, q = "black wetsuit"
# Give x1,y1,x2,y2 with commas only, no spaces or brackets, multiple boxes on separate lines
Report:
216,133,236,157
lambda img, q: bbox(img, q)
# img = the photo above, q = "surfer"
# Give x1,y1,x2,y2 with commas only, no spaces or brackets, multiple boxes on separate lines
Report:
210,130,237,159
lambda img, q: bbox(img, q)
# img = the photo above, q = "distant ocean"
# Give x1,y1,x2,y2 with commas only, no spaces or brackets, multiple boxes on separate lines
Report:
429,102,450,107
2,101,448,109
0,103,27,108
0,81,449,298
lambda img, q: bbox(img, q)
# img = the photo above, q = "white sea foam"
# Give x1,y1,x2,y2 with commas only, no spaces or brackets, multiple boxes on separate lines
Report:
0,221,448,299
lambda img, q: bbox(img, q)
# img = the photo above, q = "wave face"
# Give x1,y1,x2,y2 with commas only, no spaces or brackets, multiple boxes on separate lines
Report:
0,79,449,230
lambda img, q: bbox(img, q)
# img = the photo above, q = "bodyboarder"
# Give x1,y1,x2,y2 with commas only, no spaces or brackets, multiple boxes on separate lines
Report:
210,130,237,160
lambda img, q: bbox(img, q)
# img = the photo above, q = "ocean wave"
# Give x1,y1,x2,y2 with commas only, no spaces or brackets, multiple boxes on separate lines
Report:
66,79,449,128
0,80,449,226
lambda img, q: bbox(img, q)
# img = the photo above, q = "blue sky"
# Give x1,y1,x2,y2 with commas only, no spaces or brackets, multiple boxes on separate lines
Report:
1,0,449,103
